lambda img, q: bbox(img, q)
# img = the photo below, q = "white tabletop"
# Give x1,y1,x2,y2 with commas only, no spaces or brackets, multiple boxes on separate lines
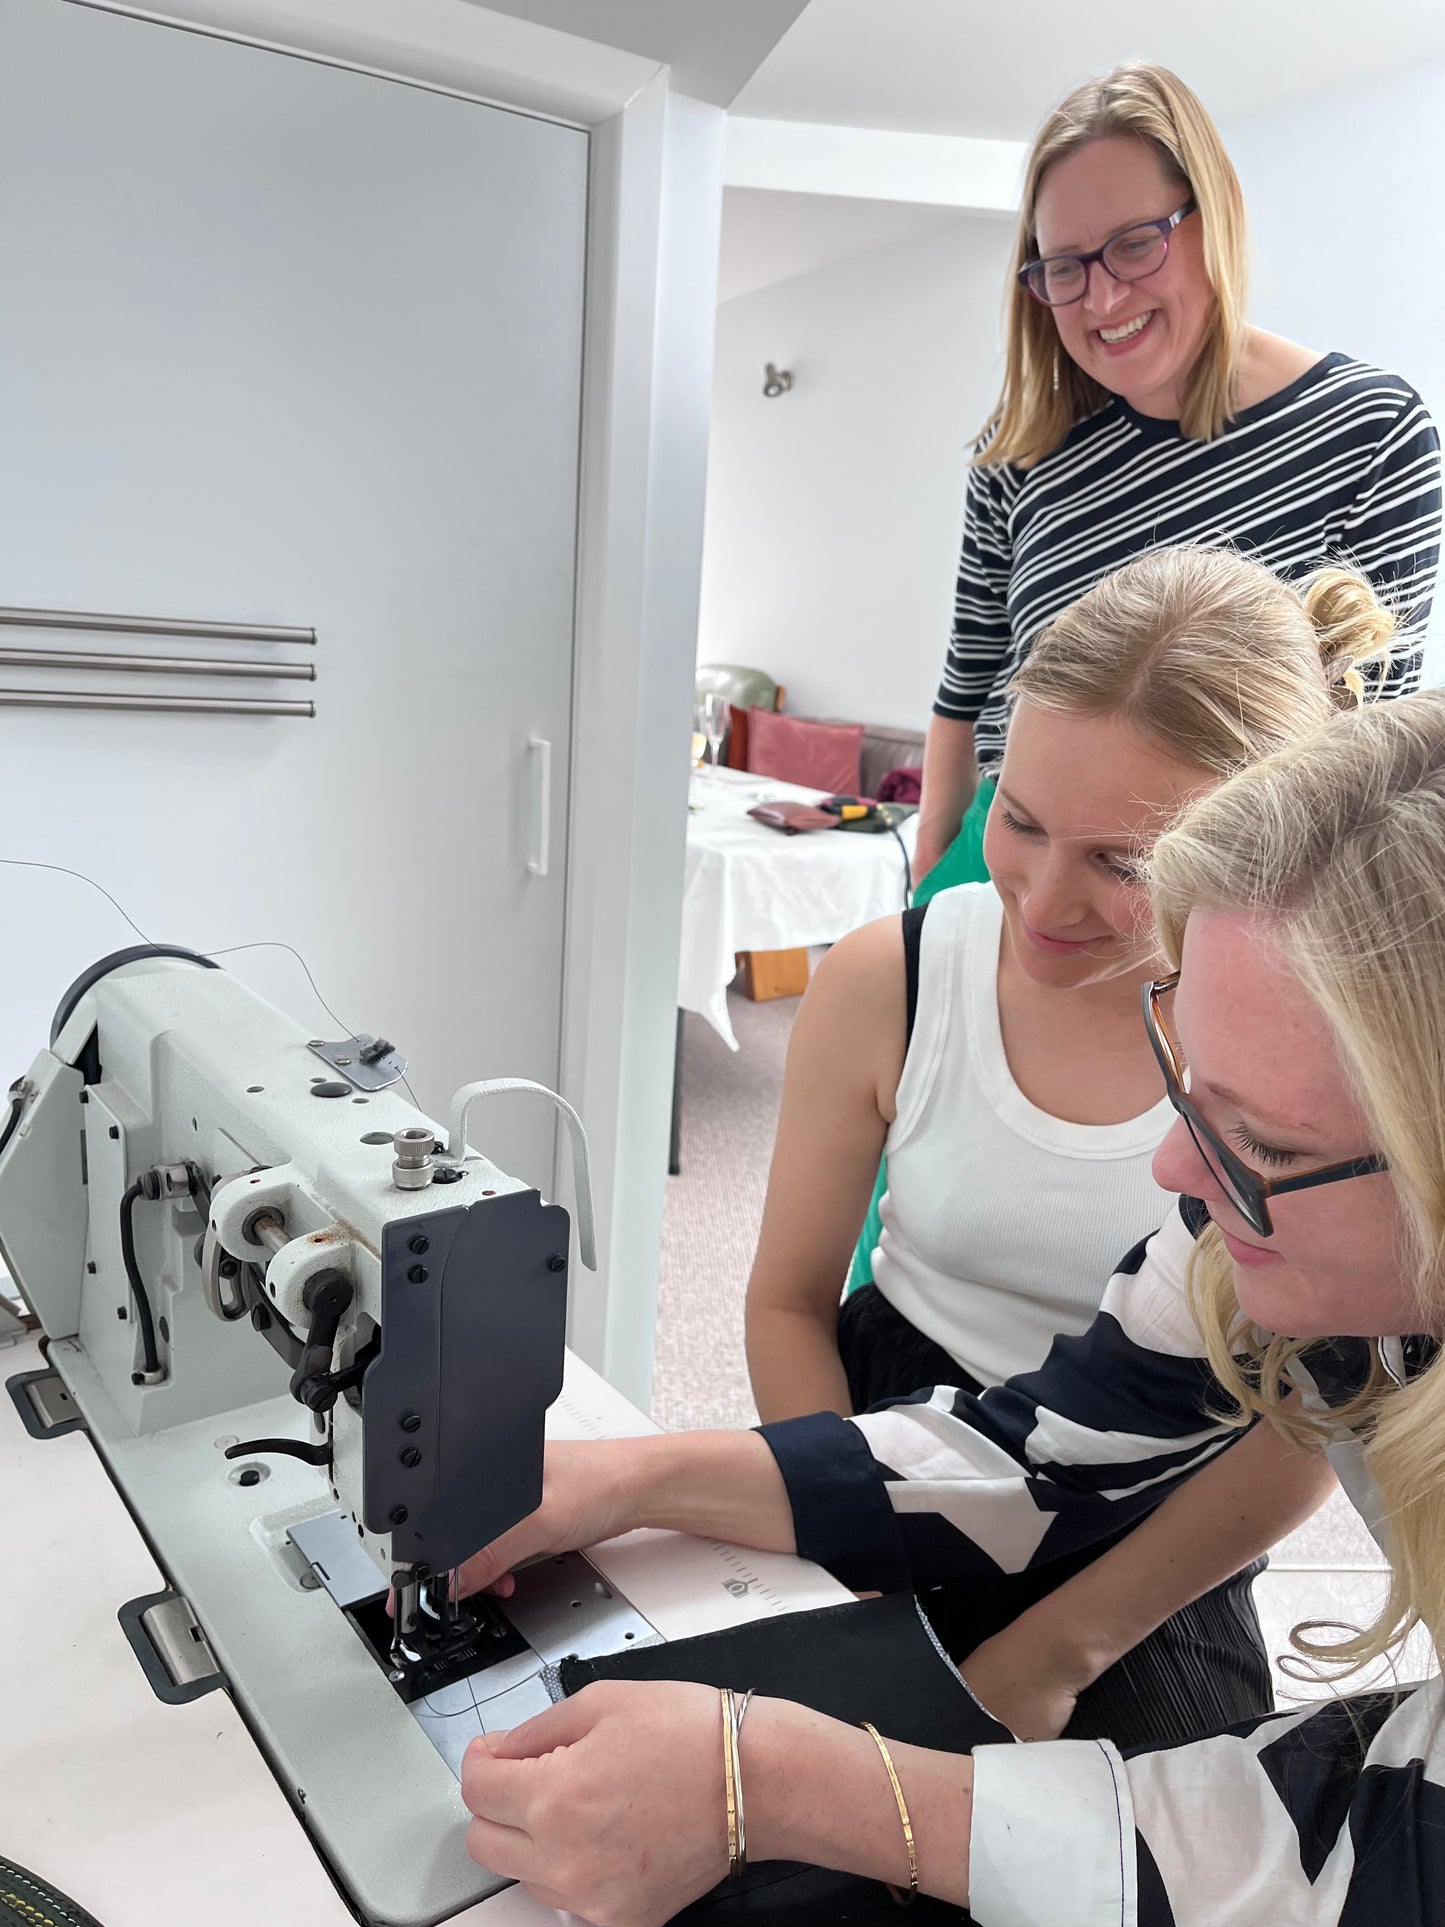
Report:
0,1332,846,1926
679,769,917,1047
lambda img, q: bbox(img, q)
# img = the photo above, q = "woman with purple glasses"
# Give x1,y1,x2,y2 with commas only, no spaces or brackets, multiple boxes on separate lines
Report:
912,61,1440,895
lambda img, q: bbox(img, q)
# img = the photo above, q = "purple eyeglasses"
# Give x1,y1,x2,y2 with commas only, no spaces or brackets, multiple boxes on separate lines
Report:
1019,199,1197,308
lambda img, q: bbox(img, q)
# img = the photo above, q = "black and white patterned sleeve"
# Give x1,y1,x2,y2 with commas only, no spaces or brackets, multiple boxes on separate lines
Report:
968,1678,1445,1925
934,459,1015,723
1341,384,1441,695
757,1201,1245,1594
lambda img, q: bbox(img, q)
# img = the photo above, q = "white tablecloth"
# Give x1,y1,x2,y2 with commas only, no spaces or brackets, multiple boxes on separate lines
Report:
678,768,917,1047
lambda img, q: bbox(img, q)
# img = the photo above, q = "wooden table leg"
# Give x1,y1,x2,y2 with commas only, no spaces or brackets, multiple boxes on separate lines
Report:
737,948,811,1001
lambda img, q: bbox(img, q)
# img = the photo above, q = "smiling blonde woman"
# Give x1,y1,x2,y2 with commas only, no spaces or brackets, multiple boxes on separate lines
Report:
914,61,1440,892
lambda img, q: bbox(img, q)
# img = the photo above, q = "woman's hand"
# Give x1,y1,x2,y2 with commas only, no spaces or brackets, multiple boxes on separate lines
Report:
462,1681,975,1920
453,1441,639,1601
461,1681,730,1925
958,1616,1097,1743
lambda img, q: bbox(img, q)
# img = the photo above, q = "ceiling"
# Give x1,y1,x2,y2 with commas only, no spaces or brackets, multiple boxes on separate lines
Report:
463,0,810,107
732,0,1445,139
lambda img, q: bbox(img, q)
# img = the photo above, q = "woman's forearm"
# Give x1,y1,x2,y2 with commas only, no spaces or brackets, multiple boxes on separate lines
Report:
997,1414,1337,1688
747,1698,973,1905
916,715,977,876
746,1303,853,1424
618,1428,801,1554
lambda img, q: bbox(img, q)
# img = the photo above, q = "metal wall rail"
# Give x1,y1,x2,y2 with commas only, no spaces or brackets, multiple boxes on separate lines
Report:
0,605,315,645
0,689,314,717
0,646,315,681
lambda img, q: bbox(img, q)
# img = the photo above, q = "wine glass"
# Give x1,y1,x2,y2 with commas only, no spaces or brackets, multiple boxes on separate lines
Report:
699,692,728,783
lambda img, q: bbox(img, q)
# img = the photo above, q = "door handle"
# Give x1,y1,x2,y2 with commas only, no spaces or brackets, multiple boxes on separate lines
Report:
527,736,552,877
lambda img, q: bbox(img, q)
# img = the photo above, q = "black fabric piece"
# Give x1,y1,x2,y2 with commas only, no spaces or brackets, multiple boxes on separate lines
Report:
665,1865,967,1923
559,1590,1010,1747
1255,1693,1403,1883
835,1284,1272,1752
900,901,928,1050
1340,1759,1445,1926
558,1592,1007,1925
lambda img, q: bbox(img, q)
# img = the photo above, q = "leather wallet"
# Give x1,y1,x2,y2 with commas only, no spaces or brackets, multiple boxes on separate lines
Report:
747,801,839,834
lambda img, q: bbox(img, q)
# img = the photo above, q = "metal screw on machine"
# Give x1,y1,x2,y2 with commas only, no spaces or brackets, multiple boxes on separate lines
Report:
392,1127,435,1191
398,1410,421,1433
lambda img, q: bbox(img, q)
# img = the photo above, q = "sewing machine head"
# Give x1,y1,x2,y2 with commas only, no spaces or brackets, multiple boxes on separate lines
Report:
0,946,625,1922
2,945,591,1578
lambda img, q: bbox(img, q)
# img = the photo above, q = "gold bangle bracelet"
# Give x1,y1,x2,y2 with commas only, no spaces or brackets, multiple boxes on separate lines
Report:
862,1722,918,1905
732,1688,753,1870
719,1688,747,1879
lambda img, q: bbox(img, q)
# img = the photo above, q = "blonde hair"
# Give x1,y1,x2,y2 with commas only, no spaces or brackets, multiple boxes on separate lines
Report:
1011,547,1398,777
1148,691,1445,1670
986,63,1249,468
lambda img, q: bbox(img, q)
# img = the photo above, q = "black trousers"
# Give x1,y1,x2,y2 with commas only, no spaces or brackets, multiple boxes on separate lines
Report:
837,1284,1273,1751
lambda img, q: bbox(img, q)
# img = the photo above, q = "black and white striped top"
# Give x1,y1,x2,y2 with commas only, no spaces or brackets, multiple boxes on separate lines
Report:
760,1199,1444,1925
937,353,1443,776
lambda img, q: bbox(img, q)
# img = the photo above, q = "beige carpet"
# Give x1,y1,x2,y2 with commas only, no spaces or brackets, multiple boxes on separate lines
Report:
651,989,795,1434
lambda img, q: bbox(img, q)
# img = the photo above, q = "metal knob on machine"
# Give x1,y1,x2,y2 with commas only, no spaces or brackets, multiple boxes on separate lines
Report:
392,1127,435,1191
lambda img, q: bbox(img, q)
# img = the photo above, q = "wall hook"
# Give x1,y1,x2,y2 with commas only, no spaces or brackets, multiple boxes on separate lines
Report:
762,363,793,399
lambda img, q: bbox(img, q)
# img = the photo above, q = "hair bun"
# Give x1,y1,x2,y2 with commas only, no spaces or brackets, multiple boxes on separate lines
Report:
1303,568,1396,711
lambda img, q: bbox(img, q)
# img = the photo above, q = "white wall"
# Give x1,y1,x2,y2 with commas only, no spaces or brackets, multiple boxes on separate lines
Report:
1223,63,1445,681
696,212,1014,730
561,82,725,1403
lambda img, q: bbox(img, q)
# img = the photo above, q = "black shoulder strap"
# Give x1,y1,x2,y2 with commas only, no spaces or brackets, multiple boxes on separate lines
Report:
901,901,928,1050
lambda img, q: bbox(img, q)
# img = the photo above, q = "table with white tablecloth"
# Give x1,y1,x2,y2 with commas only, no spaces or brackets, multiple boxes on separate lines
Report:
678,767,917,1049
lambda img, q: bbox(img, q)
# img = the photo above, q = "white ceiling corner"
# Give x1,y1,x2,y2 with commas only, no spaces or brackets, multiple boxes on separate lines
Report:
458,0,812,106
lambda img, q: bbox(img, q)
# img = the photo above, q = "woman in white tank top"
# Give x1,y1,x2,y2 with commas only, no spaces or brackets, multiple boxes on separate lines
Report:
744,545,1397,1748
868,876,1173,1392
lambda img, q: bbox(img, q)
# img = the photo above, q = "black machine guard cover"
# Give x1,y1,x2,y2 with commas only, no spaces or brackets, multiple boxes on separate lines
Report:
363,1188,568,1570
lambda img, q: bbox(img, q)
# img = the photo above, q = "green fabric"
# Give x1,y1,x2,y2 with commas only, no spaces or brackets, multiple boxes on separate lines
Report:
846,780,996,1294
914,776,996,908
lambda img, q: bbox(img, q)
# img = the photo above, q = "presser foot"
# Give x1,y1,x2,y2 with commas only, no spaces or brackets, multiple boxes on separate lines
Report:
352,1588,528,1705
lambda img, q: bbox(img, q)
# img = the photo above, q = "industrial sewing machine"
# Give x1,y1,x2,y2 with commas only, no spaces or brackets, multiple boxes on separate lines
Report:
0,945,662,1926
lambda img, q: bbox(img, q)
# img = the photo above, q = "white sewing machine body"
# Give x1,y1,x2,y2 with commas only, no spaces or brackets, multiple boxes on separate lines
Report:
0,949,643,1927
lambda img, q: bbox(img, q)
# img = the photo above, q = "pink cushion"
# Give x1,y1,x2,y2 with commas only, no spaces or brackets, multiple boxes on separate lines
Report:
747,709,864,795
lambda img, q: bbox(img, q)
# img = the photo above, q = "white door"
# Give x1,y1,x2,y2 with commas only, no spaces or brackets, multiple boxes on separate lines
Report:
0,0,587,1193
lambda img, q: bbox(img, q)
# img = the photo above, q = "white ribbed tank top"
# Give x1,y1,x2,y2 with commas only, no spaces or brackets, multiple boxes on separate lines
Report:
872,882,1174,1388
